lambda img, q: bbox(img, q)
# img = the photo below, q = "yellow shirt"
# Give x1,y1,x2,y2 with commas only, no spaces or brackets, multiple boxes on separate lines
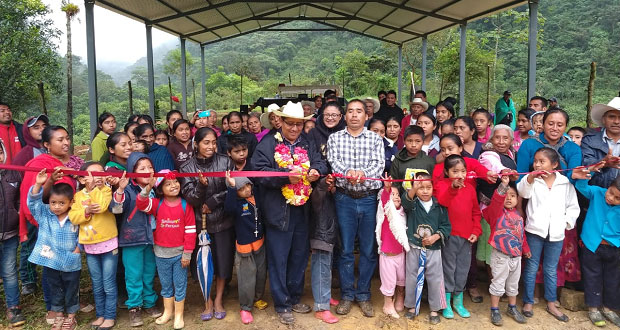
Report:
69,185,118,244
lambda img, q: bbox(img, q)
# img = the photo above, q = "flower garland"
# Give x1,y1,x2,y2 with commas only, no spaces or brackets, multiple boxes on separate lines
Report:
273,132,312,206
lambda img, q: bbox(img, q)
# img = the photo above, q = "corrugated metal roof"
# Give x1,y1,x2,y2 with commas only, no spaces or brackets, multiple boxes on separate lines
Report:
96,0,527,45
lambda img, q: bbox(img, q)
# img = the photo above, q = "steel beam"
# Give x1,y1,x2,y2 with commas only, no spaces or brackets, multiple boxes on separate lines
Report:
201,44,206,111
85,0,98,140
146,24,155,119
180,38,187,116
397,45,403,107
527,0,538,102
421,36,427,91
459,24,466,115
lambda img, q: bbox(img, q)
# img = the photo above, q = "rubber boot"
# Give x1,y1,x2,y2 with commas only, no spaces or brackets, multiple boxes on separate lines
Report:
155,297,174,325
174,299,185,329
452,292,471,318
442,293,454,319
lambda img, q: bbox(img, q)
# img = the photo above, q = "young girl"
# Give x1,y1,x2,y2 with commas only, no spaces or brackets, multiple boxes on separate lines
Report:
69,162,118,330
530,112,544,135
435,102,455,126
28,170,80,330
416,113,440,157
167,119,194,170
454,116,482,159
369,118,398,174
517,147,579,322
402,172,451,324
110,153,162,327
440,118,455,136
92,113,117,162
483,174,530,326
434,155,482,319
137,170,196,330
513,108,535,151
105,132,132,173
433,134,495,184
386,117,404,149
472,108,493,144
376,180,409,319
155,130,169,147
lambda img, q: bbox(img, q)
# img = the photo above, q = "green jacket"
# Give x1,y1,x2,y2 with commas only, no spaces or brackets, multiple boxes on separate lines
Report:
494,97,517,131
91,131,108,162
389,148,435,194
401,194,451,250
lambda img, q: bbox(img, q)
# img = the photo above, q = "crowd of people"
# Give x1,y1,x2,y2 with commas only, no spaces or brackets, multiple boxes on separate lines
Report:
0,90,619,329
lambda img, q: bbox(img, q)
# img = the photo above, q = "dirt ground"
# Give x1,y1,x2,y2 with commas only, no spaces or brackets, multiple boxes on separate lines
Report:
3,260,606,330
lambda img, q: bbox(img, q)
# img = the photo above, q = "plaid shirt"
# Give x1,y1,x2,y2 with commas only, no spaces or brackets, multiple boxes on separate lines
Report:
327,127,385,191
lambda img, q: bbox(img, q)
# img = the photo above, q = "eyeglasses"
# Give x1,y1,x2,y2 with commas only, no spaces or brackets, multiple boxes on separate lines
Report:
283,121,304,128
324,113,341,119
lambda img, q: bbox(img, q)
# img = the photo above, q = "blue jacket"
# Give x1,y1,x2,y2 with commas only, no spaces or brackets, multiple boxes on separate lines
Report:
110,152,154,247
581,130,619,188
516,133,582,183
575,180,620,252
148,143,175,172
224,187,263,246
250,131,327,231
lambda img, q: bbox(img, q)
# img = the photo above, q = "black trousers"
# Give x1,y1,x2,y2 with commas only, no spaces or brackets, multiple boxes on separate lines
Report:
581,244,620,309
44,267,81,314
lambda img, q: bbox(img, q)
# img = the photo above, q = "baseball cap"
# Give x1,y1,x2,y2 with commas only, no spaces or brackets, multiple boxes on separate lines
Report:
26,114,49,127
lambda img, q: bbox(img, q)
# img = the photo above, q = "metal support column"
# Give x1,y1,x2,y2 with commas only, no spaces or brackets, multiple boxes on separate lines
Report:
201,44,206,111
397,45,402,107
85,0,98,140
527,0,538,102
421,37,427,91
146,24,155,119
180,38,188,117
459,24,467,115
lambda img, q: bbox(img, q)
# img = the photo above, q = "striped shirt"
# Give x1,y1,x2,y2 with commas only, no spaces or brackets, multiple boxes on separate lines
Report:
327,127,385,191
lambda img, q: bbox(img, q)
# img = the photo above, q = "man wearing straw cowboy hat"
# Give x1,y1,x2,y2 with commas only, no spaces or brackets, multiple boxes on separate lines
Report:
251,101,327,325
581,96,620,188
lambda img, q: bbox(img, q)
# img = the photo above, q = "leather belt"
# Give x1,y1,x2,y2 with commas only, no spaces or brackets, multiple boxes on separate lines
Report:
336,188,379,199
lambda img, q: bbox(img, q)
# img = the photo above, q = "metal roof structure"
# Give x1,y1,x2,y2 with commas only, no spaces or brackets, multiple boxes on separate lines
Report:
95,0,527,46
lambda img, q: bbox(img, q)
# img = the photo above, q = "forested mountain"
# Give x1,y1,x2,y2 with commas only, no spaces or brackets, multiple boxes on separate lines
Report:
4,0,620,145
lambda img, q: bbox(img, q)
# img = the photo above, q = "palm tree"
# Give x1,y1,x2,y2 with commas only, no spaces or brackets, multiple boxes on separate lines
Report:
61,1,79,154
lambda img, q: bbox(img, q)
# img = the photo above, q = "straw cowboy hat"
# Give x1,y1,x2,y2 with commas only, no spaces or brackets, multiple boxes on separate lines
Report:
272,101,315,121
260,103,281,129
591,97,620,127
409,97,429,111
364,97,381,113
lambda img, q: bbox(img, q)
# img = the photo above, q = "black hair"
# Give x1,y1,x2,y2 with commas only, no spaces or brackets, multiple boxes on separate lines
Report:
534,147,561,170
415,171,432,181
41,126,68,145
134,123,154,139
403,125,425,140
455,116,478,141
127,114,140,123
172,119,190,134
50,183,74,200
542,108,570,126
378,90,387,97
440,133,463,148
441,118,456,128
530,96,548,108
386,117,401,127
133,140,150,154
124,121,139,134
222,114,229,122
444,154,466,174
324,89,335,97
415,90,427,98
166,110,183,123
472,108,492,122
227,111,242,122
387,90,397,97
226,135,249,152
138,114,154,125
313,95,323,102
194,127,217,144
567,126,587,135
444,97,458,106
324,101,344,114
417,112,437,126
106,132,130,151
95,112,115,135
154,129,169,141
241,113,249,119
611,176,620,191
368,118,386,130
518,108,536,120
346,99,367,113
77,161,104,190
436,101,456,119
0,101,10,108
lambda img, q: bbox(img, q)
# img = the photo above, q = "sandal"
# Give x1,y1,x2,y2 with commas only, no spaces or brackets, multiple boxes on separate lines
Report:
545,307,569,322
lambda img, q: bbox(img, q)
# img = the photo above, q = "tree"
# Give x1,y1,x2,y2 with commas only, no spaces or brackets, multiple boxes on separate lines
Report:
61,1,79,153
0,0,61,113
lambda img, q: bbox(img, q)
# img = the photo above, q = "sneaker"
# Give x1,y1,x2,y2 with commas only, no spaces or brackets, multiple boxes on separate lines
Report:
61,317,77,330
429,313,441,325
603,309,620,327
277,312,294,325
144,306,162,318
128,308,143,327
336,299,353,315
240,310,253,324
291,303,312,314
507,305,527,324
490,309,503,326
21,283,36,296
358,300,374,317
315,310,339,324
330,298,339,306
7,307,26,327
589,310,607,327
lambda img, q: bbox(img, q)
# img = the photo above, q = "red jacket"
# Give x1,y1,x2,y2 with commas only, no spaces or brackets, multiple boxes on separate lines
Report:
0,122,22,164
483,189,530,256
136,195,196,253
432,157,490,185
434,178,482,239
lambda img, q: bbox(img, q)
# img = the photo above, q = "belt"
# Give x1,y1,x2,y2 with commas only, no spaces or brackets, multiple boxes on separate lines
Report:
336,188,379,199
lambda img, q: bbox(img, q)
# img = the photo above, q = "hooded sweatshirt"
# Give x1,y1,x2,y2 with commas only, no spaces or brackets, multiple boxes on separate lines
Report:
0,140,21,241
389,148,435,194
12,118,44,168
0,120,23,164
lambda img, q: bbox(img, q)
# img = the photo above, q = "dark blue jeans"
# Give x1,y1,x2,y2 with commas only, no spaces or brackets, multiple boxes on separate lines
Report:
86,250,118,319
19,222,38,285
581,244,620,309
265,206,309,313
44,267,81,314
335,192,378,302
522,232,563,304
1,236,20,308
311,249,332,311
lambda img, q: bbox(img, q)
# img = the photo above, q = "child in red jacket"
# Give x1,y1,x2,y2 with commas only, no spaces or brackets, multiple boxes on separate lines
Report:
137,170,196,329
434,154,482,319
482,174,530,326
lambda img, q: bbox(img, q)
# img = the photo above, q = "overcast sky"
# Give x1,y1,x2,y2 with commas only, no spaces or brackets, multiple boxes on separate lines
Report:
43,0,177,64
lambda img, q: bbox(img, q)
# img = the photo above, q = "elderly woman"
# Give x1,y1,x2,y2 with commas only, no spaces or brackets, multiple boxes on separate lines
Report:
247,112,269,142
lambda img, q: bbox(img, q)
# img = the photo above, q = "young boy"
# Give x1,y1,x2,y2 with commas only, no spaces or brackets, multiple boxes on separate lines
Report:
224,172,266,325
390,125,435,195
401,172,451,324
28,169,80,330
573,167,620,327
482,174,530,326
0,142,26,327
227,136,250,171
567,126,586,146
